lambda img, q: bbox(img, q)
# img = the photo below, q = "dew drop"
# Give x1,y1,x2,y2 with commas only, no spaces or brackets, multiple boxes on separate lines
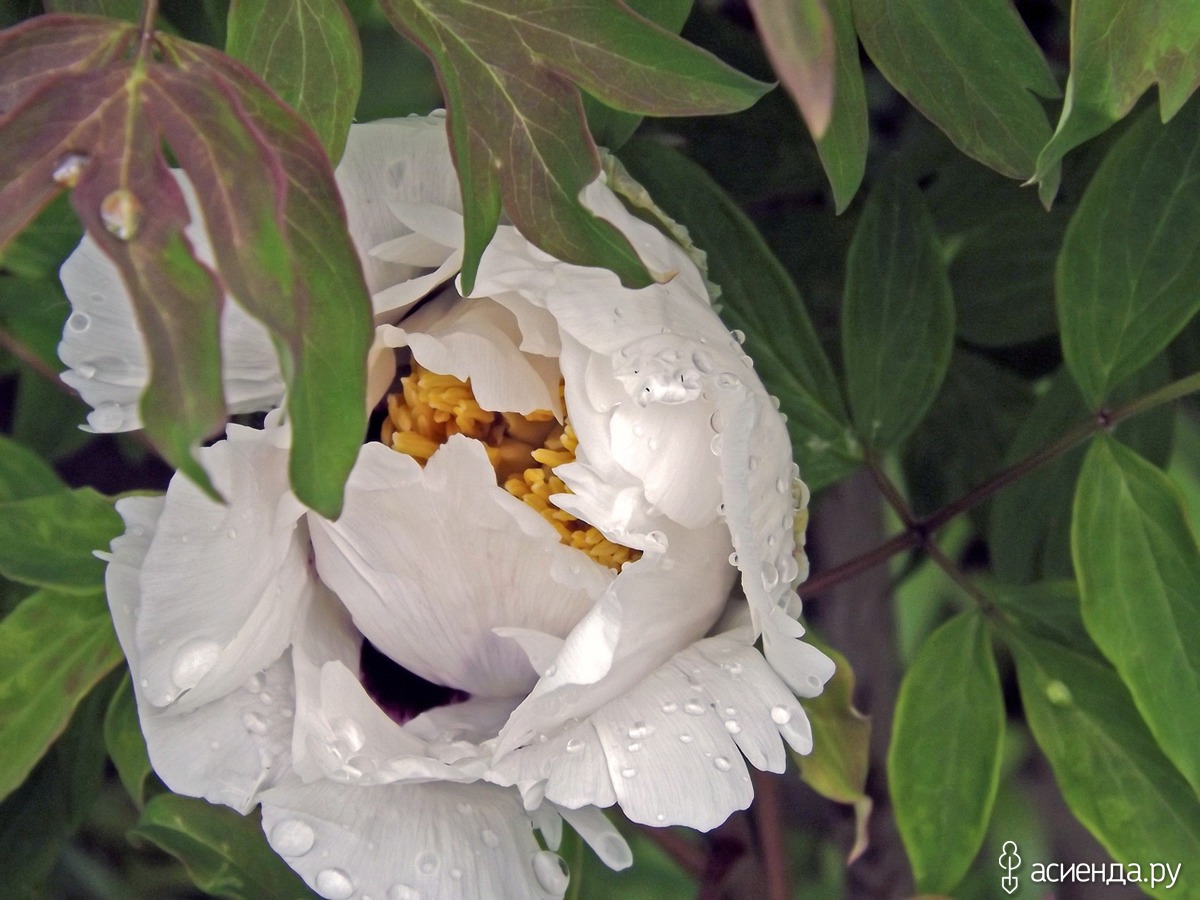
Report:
532,851,570,894
728,551,739,566
731,329,746,344
227,528,238,539
241,711,268,735
1046,680,1072,706
543,664,557,678
244,672,265,693
100,188,142,241
457,802,473,815
656,813,666,822
717,372,741,389
389,886,420,900
724,720,742,735
334,717,366,753
450,868,462,880
621,767,637,779
52,153,89,188
416,850,440,875
632,423,645,437
678,733,693,744
627,721,653,740
761,561,779,590
724,707,737,717
315,868,354,899
714,756,733,772
271,819,315,857
721,661,744,677
647,436,660,451
693,350,716,373
709,410,723,432
661,702,678,714
76,363,98,381
170,638,220,691
683,701,705,716
710,433,723,455
771,706,792,725
90,402,125,431
67,311,91,332
627,742,642,753
481,828,501,848
565,738,584,754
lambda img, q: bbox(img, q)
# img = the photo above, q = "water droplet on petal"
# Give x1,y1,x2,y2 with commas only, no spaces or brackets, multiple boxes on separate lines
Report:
389,886,420,900
170,638,220,691
244,672,265,693
76,363,97,380
621,767,637,779
565,738,584,753
683,701,705,716
693,350,716,373
532,851,570,894
241,711,268,735
710,433,723,455
90,402,124,431
761,561,779,590
52,153,90,187
678,733,693,744
334,717,365,753
728,551,739,566
717,372,741,389
481,828,500,848
315,868,354,899
771,706,792,725
627,742,642,752
416,851,440,875
661,702,678,714
627,721,653,740
724,720,742,735
271,819,315,856
731,329,746,344
67,311,91,332
227,527,238,539
100,188,142,240
714,756,733,772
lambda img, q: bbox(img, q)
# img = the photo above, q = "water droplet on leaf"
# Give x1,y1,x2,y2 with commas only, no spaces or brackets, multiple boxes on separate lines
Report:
100,189,142,240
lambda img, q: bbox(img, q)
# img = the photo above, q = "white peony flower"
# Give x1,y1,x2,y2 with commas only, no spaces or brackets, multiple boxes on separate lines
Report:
88,114,835,900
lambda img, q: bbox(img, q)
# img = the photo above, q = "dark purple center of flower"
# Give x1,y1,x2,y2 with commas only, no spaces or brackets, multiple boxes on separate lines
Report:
359,639,471,725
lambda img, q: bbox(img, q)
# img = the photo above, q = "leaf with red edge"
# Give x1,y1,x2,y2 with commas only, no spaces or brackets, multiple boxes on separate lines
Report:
377,0,769,293
746,0,835,140
169,38,373,518
0,14,133,116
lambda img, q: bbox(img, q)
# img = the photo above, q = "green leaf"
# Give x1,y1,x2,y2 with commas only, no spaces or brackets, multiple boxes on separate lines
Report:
1009,629,1200,893
989,361,1175,584
0,432,66,501
376,0,768,292
988,580,1096,659
0,589,122,802
0,191,82,279
850,0,1059,183
131,794,319,899
105,672,154,807
170,39,374,518
619,138,859,490
842,171,954,450
1057,98,1200,408
1034,3,1200,185
902,351,1034,519
889,612,1004,894
0,487,123,591
746,0,833,139
797,641,870,806
226,0,362,162
1073,437,1200,796
815,0,867,213
581,0,693,149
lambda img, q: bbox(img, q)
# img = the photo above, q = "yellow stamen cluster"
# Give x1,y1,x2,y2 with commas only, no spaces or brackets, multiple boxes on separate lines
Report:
382,362,640,571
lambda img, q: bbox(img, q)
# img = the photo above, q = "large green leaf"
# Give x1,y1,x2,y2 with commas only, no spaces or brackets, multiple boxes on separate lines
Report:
0,589,122,802
842,171,954,450
987,580,1096,659
131,794,319,899
376,0,768,292
988,362,1174,584
0,432,66,501
0,487,122,591
1009,630,1200,894
850,0,1059,185
227,0,362,162
1057,98,1200,408
1073,437,1200,796
619,138,859,490
889,612,1004,894
815,0,867,213
1035,2,1200,185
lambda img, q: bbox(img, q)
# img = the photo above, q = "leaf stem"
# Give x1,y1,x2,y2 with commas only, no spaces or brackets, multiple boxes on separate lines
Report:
804,369,1200,599
750,769,789,900
136,0,159,60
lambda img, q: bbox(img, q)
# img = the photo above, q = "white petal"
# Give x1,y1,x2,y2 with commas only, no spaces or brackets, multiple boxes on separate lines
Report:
309,439,604,697
762,613,836,701
336,114,461,300
260,777,568,900
556,805,632,870
132,426,309,711
497,519,734,756
488,720,617,811
381,293,560,416
58,173,284,432
106,495,294,812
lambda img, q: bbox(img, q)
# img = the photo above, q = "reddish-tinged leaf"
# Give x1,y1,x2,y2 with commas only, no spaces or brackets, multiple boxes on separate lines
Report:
170,39,372,518
747,0,835,139
144,68,295,332
226,0,363,162
62,69,226,495
378,0,768,292
44,0,142,21
0,14,132,115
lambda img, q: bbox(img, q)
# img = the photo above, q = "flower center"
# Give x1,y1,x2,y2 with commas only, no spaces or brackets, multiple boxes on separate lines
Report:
359,638,470,725
381,361,640,571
